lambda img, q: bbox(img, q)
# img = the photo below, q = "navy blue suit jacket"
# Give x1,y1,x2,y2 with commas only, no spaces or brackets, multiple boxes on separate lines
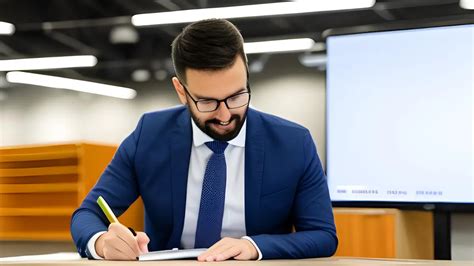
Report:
71,106,337,259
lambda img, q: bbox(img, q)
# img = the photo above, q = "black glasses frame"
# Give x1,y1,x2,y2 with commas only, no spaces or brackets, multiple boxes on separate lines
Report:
181,83,251,113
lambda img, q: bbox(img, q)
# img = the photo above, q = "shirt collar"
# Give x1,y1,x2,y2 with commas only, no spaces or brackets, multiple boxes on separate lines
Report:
191,118,246,148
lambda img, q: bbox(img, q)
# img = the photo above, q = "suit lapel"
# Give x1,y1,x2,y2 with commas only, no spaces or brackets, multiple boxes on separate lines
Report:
244,108,264,236
167,108,192,249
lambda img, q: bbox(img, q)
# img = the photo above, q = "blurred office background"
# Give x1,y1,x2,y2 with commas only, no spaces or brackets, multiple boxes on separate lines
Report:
0,0,473,260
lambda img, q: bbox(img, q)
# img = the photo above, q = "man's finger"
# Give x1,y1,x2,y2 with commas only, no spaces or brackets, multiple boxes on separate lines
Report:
215,246,241,261
197,241,221,260
103,244,137,261
209,241,233,254
116,233,140,257
202,243,234,261
106,234,138,260
197,240,230,261
136,232,150,254
109,223,140,256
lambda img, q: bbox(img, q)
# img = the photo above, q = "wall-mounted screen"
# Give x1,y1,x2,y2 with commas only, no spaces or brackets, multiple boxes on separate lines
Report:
326,24,473,205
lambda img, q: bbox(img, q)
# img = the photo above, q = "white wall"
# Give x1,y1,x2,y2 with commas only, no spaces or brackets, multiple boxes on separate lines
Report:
0,54,472,259
451,213,474,260
249,56,326,166
0,81,178,146
0,54,326,162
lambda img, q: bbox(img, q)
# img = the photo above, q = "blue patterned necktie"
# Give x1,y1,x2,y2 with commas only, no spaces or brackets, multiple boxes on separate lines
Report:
194,140,229,248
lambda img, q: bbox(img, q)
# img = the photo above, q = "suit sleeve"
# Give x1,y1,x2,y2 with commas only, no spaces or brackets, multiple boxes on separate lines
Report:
250,130,338,259
70,116,144,258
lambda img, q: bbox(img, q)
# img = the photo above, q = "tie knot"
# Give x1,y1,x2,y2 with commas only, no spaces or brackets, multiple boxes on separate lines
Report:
205,141,228,154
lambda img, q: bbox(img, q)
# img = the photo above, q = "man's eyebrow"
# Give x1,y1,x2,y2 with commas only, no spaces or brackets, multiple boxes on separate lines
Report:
194,87,247,100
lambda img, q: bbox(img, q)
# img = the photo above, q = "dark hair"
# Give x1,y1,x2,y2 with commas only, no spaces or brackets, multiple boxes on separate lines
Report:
171,19,248,84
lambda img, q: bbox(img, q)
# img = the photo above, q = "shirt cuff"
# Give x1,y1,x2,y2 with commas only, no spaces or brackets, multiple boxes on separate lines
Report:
241,236,263,260
87,231,107,260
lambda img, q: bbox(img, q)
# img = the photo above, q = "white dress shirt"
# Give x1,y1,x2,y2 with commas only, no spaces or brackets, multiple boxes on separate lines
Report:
87,118,262,260
180,119,247,248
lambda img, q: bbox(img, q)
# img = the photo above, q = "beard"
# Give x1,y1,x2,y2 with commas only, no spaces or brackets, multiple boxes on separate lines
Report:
188,104,248,141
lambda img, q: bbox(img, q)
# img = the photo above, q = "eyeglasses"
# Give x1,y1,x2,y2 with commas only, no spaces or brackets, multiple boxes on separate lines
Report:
181,84,251,113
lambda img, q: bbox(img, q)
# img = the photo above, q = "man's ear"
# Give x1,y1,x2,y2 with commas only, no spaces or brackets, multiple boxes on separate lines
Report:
172,77,187,104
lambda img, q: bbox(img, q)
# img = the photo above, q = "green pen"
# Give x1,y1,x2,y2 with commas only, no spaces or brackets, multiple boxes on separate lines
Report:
97,196,137,236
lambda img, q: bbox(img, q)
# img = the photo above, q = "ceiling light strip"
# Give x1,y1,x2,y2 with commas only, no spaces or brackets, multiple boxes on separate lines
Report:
6,71,137,99
460,0,474,9
0,55,98,71
244,38,315,54
0,21,15,35
132,0,376,26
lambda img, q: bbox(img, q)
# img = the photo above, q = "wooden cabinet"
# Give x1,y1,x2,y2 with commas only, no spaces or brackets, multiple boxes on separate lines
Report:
0,142,435,259
333,208,434,259
0,142,143,241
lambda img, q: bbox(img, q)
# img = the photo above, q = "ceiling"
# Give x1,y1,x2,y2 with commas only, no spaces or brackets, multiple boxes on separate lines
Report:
0,0,473,84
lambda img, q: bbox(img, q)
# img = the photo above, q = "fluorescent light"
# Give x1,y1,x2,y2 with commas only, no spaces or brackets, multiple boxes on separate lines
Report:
6,71,137,99
460,0,474,9
132,0,375,26
0,21,15,35
0,55,97,71
299,54,327,67
244,38,315,54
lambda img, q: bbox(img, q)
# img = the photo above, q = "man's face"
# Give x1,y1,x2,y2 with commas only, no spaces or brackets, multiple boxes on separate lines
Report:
173,56,249,141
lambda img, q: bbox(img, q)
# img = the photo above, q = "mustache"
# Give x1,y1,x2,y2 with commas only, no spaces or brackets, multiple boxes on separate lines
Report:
206,115,240,125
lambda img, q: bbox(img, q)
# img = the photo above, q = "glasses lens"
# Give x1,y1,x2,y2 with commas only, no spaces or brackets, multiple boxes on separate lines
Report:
196,100,218,112
227,93,250,109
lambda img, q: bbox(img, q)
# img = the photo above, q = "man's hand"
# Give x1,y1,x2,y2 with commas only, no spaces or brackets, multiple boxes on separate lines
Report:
95,223,150,260
197,237,258,262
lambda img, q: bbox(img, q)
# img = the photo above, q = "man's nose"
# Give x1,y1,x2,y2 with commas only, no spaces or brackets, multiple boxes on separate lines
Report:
215,101,231,121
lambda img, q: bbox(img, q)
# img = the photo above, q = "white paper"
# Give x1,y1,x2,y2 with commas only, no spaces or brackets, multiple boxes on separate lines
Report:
139,248,207,261
0,252,82,262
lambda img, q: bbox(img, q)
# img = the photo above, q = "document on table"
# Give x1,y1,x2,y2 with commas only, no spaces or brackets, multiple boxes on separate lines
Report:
0,252,82,262
138,248,207,261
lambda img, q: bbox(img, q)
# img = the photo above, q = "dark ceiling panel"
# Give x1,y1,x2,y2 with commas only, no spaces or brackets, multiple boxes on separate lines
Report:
0,0,472,83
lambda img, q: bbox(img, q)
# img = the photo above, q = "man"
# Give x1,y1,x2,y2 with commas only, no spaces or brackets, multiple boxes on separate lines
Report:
71,19,337,261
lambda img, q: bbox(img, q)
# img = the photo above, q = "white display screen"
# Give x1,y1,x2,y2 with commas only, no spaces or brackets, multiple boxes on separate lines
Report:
326,24,474,203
